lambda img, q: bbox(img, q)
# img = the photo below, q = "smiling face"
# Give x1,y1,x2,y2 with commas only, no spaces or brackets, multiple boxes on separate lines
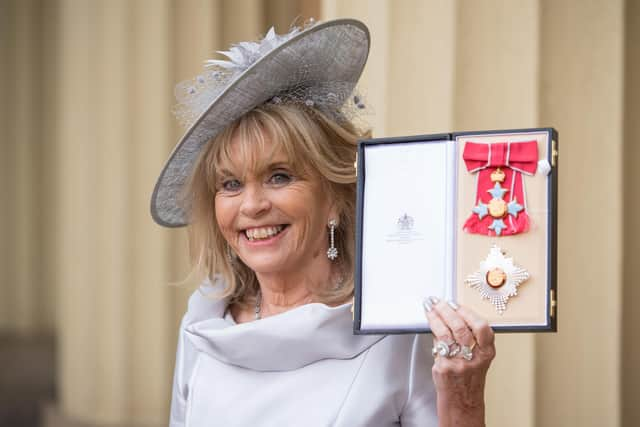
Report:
185,103,363,305
214,131,336,276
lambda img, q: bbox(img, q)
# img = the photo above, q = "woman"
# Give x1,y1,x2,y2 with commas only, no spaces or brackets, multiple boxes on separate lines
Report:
151,19,495,427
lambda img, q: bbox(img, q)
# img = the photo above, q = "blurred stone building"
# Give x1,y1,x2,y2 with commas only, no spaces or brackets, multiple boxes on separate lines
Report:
1,0,638,426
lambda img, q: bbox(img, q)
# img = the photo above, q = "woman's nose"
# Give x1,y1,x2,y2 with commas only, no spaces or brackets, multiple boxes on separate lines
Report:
239,184,271,217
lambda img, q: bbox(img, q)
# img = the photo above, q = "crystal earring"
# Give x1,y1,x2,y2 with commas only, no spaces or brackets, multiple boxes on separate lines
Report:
327,219,338,260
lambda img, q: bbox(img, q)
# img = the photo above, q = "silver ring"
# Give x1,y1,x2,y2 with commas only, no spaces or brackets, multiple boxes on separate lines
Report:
460,343,476,361
432,341,461,358
432,341,450,358
448,342,461,357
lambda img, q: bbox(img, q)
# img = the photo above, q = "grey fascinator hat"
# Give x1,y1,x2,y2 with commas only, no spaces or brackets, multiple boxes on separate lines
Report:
150,18,371,227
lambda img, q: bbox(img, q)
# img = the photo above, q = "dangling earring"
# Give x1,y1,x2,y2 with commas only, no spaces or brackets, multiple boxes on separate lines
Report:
327,219,338,260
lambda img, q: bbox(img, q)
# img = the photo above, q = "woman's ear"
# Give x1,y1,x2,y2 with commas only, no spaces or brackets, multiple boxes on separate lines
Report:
328,201,340,226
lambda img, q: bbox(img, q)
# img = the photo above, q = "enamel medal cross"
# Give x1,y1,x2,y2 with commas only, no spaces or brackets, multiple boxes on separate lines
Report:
462,141,537,237
471,168,524,236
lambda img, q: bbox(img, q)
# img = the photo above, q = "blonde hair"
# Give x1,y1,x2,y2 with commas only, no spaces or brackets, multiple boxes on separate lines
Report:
183,103,370,307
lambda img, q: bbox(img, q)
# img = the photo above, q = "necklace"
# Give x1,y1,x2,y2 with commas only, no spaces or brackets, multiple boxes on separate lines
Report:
255,287,331,320
254,289,315,320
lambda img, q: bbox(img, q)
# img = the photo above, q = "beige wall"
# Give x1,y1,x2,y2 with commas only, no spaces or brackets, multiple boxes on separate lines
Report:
1,0,638,426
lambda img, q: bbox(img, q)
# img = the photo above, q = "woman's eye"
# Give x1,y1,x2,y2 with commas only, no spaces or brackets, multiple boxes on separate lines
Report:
268,172,292,185
221,179,242,192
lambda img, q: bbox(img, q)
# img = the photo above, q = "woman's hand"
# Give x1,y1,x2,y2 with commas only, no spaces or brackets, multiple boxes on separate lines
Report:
424,297,495,427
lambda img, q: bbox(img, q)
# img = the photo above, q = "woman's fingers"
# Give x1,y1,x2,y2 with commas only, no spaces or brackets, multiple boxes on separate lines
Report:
423,298,455,344
424,297,495,421
456,305,495,349
424,297,496,362
430,299,476,348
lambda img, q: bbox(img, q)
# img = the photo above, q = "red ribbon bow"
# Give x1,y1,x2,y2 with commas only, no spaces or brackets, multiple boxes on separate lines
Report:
463,141,538,174
462,141,538,236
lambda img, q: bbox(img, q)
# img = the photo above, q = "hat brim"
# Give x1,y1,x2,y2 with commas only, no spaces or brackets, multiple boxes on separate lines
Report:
150,19,370,227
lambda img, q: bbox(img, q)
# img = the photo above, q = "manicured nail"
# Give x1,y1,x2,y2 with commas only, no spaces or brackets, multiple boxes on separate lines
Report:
423,298,433,312
428,296,440,305
447,300,460,310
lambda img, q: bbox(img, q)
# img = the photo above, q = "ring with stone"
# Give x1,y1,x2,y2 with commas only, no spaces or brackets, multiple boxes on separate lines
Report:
460,342,476,361
432,341,456,358
448,342,461,357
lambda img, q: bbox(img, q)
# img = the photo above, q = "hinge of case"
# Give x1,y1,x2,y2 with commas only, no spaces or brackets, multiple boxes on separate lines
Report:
551,139,558,167
354,153,358,177
550,289,557,318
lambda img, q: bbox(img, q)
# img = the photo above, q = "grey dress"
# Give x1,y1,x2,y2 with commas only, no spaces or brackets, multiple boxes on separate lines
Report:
170,281,438,426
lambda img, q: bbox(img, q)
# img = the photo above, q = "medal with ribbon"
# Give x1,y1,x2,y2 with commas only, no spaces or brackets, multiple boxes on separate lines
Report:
462,141,538,236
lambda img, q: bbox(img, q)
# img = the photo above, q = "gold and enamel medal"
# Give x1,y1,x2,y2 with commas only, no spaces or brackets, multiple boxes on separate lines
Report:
471,167,524,236
462,141,538,236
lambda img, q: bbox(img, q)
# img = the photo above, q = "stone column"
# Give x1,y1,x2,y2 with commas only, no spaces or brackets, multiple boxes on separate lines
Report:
538,1,624,426
0,0,52,336
623,3,640,426
53,0,174,424
0,0,19,332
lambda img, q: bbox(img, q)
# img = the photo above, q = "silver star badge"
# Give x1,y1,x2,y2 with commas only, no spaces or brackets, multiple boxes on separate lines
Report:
465,245,530,314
